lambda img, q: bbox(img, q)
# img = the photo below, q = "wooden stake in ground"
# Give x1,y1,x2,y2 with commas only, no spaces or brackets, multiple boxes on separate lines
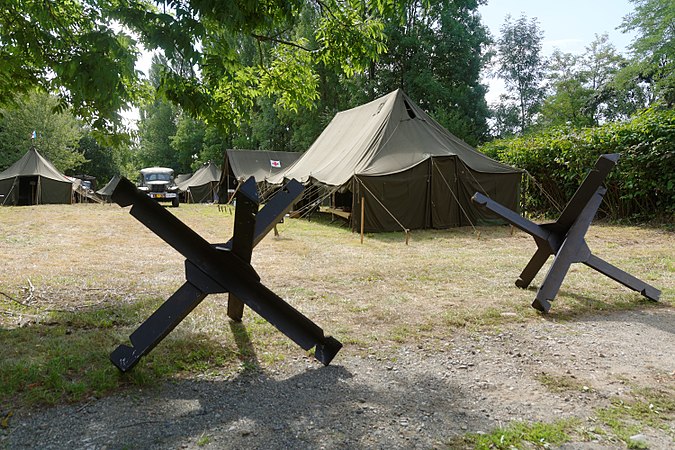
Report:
360,196,365,244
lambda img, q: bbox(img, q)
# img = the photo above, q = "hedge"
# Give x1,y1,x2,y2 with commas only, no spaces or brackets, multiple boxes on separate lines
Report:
479,108,675,221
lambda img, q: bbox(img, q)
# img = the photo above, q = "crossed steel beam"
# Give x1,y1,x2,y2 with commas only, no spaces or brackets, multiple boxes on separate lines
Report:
472,153,660,313
109,177,342,372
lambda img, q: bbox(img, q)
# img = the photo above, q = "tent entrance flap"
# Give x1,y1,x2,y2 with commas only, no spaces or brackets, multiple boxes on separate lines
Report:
430,157,461,228
18,176,38,205
354,162,429,233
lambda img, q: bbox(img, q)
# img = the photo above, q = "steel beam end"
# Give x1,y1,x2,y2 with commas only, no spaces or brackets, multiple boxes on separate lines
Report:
110,344,141,373
601,153,621,164
110,177,139,208
314,336,343,366
471,192,488,207
515,278,530,289
641,286,661,302
531,297,551,313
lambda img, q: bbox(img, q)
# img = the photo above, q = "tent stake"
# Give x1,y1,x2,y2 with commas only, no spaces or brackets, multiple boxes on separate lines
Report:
360,196,365,244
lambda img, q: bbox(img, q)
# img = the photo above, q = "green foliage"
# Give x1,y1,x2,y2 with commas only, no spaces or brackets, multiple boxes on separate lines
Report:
0,92,85,173
201,127,228,166
136,95,178,171
170,113,206,172
361,0,491,145
620,0,675,106
495,14,546,134
76,133,133,184
1,1,388,133
146,0,388,129
479,108,675,220
0,0,145,131
539,35,638,129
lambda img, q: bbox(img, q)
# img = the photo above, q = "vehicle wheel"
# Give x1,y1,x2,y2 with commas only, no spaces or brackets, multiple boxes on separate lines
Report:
172,197,179,207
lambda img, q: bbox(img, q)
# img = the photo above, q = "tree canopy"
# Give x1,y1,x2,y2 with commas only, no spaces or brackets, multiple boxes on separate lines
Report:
0,92,84,172
620,0,675,106
495,13,546,134
0,1,389,132
360,0,492,145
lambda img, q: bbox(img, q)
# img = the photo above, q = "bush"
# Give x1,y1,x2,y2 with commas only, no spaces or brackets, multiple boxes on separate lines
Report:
479,108,675,221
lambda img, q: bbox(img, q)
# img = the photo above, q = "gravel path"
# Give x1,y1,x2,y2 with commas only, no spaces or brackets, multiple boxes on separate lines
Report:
2,307,674,449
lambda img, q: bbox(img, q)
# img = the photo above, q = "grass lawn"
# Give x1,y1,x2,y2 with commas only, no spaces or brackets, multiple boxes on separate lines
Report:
0,203,673,409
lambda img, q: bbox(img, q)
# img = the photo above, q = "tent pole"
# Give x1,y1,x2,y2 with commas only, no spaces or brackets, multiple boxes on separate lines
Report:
360,196,365,244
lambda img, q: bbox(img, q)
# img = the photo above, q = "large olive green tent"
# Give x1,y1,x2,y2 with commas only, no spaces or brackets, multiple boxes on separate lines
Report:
177,161,221,203
268,89,523,232
0,147,72,205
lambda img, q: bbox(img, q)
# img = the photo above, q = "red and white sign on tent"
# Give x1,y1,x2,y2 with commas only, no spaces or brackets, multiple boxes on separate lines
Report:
270,160,281,168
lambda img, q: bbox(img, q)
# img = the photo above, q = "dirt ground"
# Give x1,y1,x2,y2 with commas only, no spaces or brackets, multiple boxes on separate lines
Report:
0,204,673,449
2,307,673,449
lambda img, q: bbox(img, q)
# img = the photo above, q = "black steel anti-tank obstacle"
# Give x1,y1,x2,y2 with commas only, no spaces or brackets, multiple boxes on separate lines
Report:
108,176,342,372
472,153,660,313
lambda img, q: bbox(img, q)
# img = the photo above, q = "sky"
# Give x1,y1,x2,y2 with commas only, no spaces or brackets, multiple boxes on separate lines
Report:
478,0,637,103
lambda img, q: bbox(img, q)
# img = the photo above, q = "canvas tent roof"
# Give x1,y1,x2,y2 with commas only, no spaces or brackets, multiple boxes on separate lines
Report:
269,89,519,186
225,149,301,183
177,161,221,191
174,173,193,185
0,147,72,205
0,147,72,183
96,175,121,197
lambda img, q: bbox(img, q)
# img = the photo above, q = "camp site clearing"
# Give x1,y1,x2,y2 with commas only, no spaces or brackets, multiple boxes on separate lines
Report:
0,204,673,449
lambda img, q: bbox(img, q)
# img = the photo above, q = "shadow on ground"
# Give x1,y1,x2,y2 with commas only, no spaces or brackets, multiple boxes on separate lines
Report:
4,352,487,449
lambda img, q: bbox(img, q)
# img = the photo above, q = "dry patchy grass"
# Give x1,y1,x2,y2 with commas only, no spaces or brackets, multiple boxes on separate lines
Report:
0,203,673,407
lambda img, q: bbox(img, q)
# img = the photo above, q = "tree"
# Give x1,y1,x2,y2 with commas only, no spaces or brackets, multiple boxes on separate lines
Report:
1,1,389,132
0,0,144,131
358,0,491,145
539,50,594,127
135,56,184,171
489,100,521,137
620,0,675,106
539,34,647,128
136,98,178,170
579,34,638,123
77,133,128,183
170,112,206,172
495,14,546,134
0,91,84,172
202,127,229,167
117,0,389,131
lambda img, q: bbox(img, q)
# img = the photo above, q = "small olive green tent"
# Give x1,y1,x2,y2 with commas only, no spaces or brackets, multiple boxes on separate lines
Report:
177,161,221,203
96,175,121,201
268,89,522,232
222,149,301,190
0,147,72,205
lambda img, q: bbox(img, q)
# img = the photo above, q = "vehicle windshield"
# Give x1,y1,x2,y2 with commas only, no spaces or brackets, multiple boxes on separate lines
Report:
144,172,172,182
